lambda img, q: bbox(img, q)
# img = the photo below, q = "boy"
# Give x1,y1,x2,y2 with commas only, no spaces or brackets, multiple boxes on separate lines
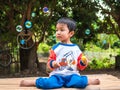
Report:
20,17,100,89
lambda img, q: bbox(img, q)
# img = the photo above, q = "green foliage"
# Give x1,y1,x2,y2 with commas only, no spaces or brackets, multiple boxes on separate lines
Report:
87,57,115,70
37,43,51,53
113,40,120,48
84,33,119,51
116,49,120,56
0,0,120,52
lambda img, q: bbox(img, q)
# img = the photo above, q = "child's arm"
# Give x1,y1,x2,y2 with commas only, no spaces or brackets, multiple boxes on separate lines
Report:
47,49,60,70
77,53,88,70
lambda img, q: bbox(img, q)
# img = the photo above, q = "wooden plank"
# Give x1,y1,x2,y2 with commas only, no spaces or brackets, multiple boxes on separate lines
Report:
0,85,100,90
0,74,119,90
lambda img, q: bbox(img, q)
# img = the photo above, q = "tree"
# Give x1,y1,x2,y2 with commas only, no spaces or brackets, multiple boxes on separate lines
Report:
0,0,58,71
95,0,120,39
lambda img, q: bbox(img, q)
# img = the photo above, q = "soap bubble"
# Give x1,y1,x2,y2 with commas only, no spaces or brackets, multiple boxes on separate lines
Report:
85,29,90,35
16,25,22,32
102,40,107,44
31,12,36,17
25,20,32,29
43,7,49,13
20,39,25,45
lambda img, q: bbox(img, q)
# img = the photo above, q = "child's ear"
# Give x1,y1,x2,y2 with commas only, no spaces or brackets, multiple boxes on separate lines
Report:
70,31,75,37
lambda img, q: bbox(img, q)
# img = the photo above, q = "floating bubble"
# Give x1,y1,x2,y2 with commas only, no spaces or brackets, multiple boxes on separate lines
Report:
102,40,107,44
31,12,36,17
20,39,25,45
43,7,49,13
25,20,32,29
85,29,90,35
16,25,22,32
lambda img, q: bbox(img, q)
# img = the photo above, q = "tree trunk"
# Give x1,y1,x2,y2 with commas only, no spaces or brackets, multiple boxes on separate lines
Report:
19,1,39,72
20,43,39,71
115,55,120,70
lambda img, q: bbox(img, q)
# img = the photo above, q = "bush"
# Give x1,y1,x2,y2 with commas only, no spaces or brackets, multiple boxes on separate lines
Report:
37,43,51,53
87,57,115,70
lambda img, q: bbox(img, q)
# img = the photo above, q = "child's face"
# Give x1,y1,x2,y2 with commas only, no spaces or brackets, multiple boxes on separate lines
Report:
56,23,74,43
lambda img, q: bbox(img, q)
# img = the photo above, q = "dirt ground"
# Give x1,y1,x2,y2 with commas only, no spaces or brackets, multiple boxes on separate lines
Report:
81,68,120,79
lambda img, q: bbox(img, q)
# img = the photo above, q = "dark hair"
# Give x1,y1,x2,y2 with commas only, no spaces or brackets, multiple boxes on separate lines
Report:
57,17,76,31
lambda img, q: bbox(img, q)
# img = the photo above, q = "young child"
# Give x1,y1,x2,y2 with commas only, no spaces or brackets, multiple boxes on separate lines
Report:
20,17,100,89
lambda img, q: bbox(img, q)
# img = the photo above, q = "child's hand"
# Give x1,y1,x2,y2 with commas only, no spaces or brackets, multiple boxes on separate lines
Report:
52,61,61,68
81,56,88,65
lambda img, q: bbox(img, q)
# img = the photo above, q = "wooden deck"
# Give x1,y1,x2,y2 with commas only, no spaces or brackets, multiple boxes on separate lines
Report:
0,74,120,90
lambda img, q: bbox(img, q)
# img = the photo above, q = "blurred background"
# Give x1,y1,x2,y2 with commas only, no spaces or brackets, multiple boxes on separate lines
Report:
0,0,120,76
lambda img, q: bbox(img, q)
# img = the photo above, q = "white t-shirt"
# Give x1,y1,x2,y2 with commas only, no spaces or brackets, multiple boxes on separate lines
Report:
47,42,87,76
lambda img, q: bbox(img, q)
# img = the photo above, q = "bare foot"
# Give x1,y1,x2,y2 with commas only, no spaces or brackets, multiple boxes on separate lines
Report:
20,80,35,87
88,79,100,85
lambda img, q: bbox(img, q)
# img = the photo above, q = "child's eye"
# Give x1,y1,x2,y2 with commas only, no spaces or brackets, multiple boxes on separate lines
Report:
56,29,58,31
61,29,65,31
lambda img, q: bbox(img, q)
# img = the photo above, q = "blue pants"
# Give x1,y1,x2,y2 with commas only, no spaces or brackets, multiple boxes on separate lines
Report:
35,74,88,89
